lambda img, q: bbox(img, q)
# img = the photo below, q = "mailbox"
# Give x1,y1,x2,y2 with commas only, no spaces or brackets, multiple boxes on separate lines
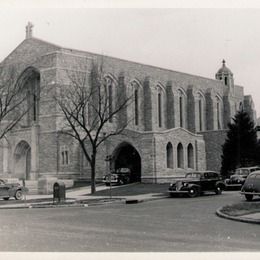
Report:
53,181,66,203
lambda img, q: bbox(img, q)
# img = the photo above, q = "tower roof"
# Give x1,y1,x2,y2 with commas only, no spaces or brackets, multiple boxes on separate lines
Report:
217,59,233,75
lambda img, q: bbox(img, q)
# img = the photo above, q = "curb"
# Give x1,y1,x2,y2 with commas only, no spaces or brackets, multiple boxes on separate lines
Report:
125,195,168,204
216,207,260,225
0,194,168,209
0,199,126,209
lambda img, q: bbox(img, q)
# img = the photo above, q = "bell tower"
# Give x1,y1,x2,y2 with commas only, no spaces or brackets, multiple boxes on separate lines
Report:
215,60,234,93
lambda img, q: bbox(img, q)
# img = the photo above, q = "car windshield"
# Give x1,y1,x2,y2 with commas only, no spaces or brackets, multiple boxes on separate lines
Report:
186,173,201,178
116,172,129,175
235,169,249,175
250,168,260,172
116,168,130,173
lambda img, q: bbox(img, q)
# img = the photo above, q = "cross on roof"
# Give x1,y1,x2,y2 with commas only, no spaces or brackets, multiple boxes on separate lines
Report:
26,22,34,39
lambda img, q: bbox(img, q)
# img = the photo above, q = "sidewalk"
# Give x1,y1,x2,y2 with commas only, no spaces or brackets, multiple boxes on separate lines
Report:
0,183,168,209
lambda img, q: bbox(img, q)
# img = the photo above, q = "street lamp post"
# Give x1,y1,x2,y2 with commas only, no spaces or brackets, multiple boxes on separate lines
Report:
105,155,112,199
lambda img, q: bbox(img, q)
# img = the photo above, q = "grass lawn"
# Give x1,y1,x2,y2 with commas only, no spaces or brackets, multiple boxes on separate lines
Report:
220,201,260,216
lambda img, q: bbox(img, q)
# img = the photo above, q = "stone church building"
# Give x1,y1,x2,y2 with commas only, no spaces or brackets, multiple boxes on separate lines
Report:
0,24,256,189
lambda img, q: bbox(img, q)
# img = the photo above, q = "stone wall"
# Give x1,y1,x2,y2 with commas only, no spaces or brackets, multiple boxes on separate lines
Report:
200,130,228,172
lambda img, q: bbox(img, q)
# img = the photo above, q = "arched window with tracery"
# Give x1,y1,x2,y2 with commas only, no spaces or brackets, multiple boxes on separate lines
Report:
134,89,139,125
177,143,184,168
216,96,223,130
104,76,115,123
158,92,162,127
178,89,186,128
197,92,205,132
187,143,194,169
129,80,143,128
157,85,165,128
108,83,113,122
166,142,173,169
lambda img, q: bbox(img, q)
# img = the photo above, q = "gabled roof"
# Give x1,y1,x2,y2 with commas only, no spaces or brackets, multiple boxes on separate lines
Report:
1,37,62,66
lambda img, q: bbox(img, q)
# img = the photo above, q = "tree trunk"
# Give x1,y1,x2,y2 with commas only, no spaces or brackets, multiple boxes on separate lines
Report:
90,154,96,194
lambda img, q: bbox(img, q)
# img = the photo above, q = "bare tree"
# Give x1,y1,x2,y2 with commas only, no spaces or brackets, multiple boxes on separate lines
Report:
0,65,30,139
56,60,132,193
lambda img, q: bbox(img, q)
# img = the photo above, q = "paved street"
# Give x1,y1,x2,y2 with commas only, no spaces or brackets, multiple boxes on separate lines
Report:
0,191,259,252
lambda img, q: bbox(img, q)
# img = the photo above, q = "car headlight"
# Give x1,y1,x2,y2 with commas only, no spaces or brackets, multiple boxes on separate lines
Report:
183,183,188,187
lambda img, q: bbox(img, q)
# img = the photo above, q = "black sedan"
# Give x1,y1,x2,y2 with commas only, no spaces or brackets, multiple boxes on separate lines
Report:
0,179,28,200
225,166,260,188
103,168,132,186
168,171,226,198
241,170,260,201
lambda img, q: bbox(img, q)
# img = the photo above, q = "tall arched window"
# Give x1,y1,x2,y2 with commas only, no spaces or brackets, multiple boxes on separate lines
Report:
187,143,194,169
166,142,173,169
134,89,139,125
224,77,228,86
130,80,143,128
104,76,114,123
216,96,222,130
198,99,203,131
179,96,183,127
197,92,205,132
108,83,113,123
158,92,162,127
177,143,184,168
178,89,186,128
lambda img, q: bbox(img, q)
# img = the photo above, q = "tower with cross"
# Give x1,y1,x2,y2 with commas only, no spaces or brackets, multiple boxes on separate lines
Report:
26,22,34,39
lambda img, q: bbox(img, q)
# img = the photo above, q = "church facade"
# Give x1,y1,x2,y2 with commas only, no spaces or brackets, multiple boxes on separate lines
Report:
0,25,256,186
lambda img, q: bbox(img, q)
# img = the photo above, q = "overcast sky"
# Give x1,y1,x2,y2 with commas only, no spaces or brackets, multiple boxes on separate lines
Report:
1,6,260,117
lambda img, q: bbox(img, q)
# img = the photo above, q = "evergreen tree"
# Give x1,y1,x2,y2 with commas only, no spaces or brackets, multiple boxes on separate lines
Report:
221,110,258,177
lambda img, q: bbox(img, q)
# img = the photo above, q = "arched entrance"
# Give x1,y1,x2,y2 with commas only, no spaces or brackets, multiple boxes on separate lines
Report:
112,142,141,182
14,141,31,180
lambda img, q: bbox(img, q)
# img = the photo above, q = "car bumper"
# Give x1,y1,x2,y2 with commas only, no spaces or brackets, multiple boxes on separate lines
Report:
240,191,260,196
102,180,118,184
168,190,189,194
225,183,242,187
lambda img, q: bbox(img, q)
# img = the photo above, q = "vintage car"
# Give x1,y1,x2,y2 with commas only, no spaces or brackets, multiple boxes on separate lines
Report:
168,171,225,198
241,170,260,201
103,168,131,186
225,166,260,187
0,179,28,200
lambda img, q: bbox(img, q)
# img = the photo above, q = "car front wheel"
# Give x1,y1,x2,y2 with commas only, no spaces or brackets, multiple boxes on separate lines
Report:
15,190,23,200
245,194,253,201
188,187,199,198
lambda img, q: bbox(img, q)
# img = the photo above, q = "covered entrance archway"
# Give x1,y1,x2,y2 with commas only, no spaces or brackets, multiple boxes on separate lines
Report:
14,141,31,180
112,142,141,182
